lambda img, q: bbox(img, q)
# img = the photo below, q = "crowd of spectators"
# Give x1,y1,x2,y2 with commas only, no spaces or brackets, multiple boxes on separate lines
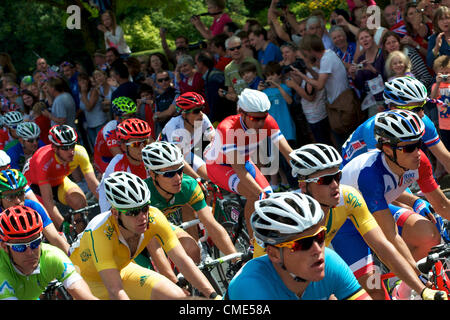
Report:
0,0,449,191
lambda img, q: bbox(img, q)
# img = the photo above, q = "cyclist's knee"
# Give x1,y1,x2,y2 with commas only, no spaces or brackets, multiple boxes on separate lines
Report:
357,272,386,300
150,277,187,300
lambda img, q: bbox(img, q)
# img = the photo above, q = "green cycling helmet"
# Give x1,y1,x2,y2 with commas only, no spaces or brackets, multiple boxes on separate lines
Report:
0,169,28,193
112,96,137,116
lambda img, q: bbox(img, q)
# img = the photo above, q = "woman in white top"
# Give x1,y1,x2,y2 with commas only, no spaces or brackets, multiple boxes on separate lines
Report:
97,10,131,56
78,73,108,149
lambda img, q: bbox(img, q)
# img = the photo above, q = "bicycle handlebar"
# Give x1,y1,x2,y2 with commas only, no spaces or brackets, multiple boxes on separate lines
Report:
416,243,450,274
178,218,201,230
69,203,99,215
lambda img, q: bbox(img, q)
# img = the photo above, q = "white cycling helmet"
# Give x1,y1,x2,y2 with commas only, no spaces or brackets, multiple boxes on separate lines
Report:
251,192,324,248
289,144,342,179
16,122,41,140
104,171,151,209
383,76,428,106
237,88,271,113
374,109,425,145
142,141,184,171
0,150,11,167
3,111,23,128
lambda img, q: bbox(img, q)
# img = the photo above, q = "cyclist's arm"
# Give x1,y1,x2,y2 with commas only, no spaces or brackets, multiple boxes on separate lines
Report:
84,171,100,200
146,238,178,283
66,278,99,300
167,243,216,298
98,268,130,300
372,208,418,272
182,160,201,180
429,141,450,174
40,183,64,230
43,223,70,255
278,136,293,163
423,187,450,220
109,146,122,156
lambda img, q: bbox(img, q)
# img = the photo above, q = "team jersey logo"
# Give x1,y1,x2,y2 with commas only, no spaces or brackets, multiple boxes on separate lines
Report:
0,281,15,296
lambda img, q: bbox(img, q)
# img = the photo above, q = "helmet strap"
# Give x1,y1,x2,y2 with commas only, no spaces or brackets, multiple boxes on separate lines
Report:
125,146,142,164
154,174,176,198
279,248,307,282
305,183,334,209
385,147,410,172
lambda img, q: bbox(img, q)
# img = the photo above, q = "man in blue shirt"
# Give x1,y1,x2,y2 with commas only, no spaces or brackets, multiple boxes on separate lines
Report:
248,28,282,67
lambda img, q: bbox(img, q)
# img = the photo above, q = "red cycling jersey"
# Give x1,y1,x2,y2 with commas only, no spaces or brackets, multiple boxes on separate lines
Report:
204,114,283,165
24,144,94,187
93,120,120,173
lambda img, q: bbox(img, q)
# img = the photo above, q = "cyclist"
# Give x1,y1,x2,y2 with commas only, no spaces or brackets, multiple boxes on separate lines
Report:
0,169,69,254
159,91,215,181
341,76,450,174
23,124,100,233
0,205,98,300
336,110,450,298
226,192,371,300
142,141,237,264
6,122,45,171
69,171,221,300
204,88,293,248
0,111,23,150
93,96,137,175
98,118,153,212
290,143,447,300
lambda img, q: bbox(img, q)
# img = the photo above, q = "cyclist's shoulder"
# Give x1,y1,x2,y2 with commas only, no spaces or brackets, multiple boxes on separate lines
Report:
29,144,53,163
102,120,119,136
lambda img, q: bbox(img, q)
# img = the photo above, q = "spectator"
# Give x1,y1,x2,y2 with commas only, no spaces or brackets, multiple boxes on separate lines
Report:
403,2,433,59
297,34,353,148
220,35,262,102
190,0,233,40
3,82,24,112
93,69,116,118
385,50,414,80
136,84,156,139
110,61,139,104
210,33,233,71
346,0,377,13
175,55,205,98
280,42,298,67
124,56,145,85
248,28,283,67
430,55,450,153
153,70,179,137
239,61,263,90
349,28,385,117
146,52,176,94
330,26,357,70
160,28,189,66
267,1,307,46
93,50,108,71
427,6,450,69
61,60,80,109
195,50,236,124
384,4,399,29
235,30,256,58
42,76,77,129
223,21,240,37
306,15,336,51
78,72,108,150
137,55,151,79
0,53,17,78
381,30,433,90
30,102,51,145
21,89,38,121
97,10,131,57
105,47,121,68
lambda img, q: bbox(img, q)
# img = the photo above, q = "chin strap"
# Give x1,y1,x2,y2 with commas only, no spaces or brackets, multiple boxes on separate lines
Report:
154,175,176,197
279,247,307,282
385,148,410,172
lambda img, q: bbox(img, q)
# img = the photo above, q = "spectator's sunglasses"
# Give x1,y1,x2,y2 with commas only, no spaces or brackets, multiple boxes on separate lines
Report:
5,235,43,253
228,45,242,51
242,111,268,122
391,140,422,153
155,165,184,178
125,139,151,148
157,77,171,83
396,101,426,113
300,171,342,186
115,203,150,217
275,226,327,252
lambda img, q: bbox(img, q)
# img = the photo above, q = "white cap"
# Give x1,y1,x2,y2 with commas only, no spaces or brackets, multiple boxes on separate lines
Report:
237,88,271,113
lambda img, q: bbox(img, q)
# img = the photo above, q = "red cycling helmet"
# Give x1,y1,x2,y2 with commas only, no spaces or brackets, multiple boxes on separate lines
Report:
0,205,43,241
48,124,78,146
175,92,205,112
116,118,152,141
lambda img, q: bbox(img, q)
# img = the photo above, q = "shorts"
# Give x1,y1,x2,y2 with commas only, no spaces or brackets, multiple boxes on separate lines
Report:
30,176,80,206
331,204,414,278
206,160,272,194
87,262,166,300
185,152,206,172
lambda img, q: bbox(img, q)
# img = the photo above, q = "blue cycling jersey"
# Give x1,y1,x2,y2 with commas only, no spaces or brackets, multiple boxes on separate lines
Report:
341,114,439,167
226,248,362,300
1,199,52,228
6,140,45,170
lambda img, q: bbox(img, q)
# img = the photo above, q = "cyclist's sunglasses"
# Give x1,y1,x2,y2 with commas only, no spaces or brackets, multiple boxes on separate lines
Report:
242,111,268,122
116,203,150,217
25,138,39,143
276,226,327,252
392,140,422,153
125,139,151,148
5,235,43,253
59,144,76,151
183,107,203,114
0,190,25,201
301,171,342,185
155,165,184,178
397,101,426,113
